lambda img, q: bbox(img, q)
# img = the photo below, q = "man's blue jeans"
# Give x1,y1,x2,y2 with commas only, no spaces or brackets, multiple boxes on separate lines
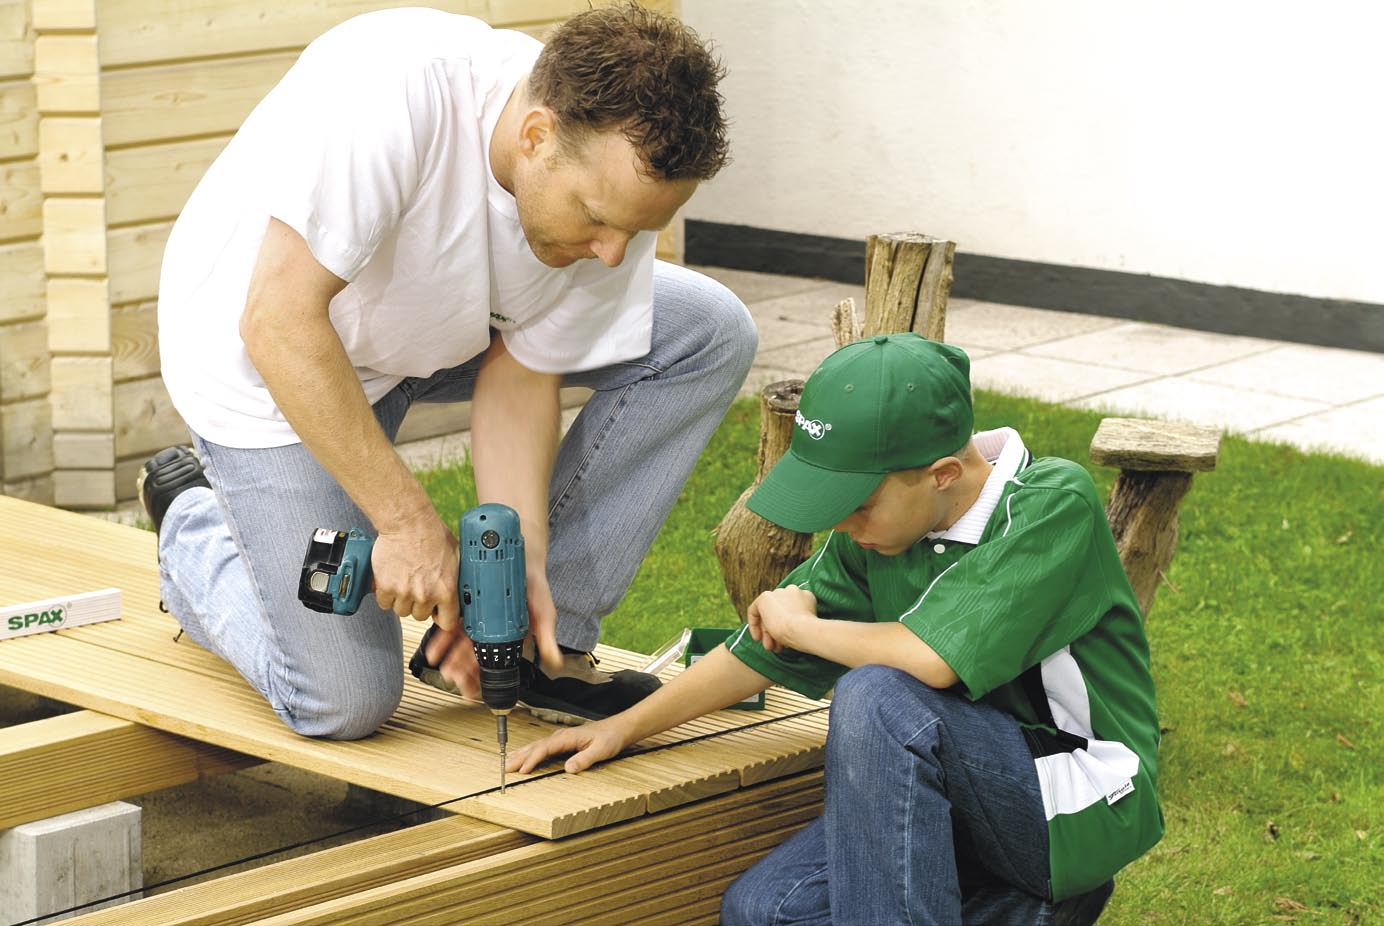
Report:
722,665,1055,925
155,261,756,739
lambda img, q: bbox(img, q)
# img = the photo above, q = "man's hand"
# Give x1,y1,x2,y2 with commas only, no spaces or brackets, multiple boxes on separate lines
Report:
423,624,481,701
371,511,462,631
506,717,631,775
747,584,818,653
525,568,564,675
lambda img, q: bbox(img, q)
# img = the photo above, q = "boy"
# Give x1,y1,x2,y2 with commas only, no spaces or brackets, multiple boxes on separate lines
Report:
509,333,1163,924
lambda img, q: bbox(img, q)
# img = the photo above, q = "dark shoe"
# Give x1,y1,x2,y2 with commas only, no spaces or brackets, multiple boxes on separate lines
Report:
408,624,462,696
137,446,211,535
518,644,662,726
408,630,662,724
1052,880,1114,926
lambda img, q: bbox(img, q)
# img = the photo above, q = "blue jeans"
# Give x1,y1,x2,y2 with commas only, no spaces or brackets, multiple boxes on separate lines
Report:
156,261,756,739
722,665,1054,926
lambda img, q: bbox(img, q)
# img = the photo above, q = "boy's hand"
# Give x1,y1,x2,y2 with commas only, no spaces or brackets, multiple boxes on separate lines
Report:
506,718,630,775
747,585,817,653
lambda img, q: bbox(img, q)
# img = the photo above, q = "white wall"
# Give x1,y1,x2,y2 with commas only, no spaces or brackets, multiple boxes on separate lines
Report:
681,1,1384,304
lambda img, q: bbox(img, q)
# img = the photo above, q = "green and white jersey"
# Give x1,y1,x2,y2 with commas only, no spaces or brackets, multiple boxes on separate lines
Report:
726,427,1163,900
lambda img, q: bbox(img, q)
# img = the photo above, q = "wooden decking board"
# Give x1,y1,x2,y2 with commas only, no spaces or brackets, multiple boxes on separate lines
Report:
0,710,260,829
201,773,825,926
0,494,829,837
63,815,532,926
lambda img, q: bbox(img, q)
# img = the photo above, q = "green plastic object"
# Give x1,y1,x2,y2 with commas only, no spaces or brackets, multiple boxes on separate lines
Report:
684,628,766,711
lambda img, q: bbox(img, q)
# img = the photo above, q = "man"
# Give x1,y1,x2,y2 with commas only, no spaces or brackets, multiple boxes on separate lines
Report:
510,334,1162,924
141,3,755,739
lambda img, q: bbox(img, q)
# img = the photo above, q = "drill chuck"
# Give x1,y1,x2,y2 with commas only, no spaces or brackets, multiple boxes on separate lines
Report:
475,640,523,711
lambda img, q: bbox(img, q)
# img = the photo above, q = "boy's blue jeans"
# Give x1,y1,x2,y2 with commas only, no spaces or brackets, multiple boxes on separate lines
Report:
723,665,1056,926
154,261,756,739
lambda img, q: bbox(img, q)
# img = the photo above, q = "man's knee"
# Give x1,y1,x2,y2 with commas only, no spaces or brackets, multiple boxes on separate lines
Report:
657,265,759,372
279,665,404,741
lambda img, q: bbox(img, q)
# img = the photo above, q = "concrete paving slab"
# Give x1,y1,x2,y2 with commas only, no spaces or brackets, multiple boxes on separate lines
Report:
752,336,840,378
738,282,868,329
1187,343,1384,405
689,265,830,305
1024,321,1275,375
971,353,1151,403
1073,378,1330,434
946,301,1124,351
748,310,834,353
1252,395,1384,464
741,366,806,398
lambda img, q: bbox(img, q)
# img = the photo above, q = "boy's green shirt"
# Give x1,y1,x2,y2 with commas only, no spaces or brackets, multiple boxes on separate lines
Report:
725,429,1163,900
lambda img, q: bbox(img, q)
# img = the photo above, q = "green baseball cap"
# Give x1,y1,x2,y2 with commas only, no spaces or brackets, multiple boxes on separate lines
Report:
746,333,974,533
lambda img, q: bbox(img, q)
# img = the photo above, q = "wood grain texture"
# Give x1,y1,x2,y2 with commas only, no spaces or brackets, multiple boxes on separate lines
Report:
0,495,830,839
59,814,530,926
49,354,112,429
0,240,45,323
53,465,115,508
1089,417,1221,473
112,373,186,457
38,115,103,193
106,219,167,305
0,319,51,400
0,0,34,82
33,33,99,113
863,232,953,342
47,276,112,353
63,773,815,926
0,397,54,479
104,135,227,226
0,77,38,160
42,196,106,274
101,53,296,148
0,158,42,241
0,710,260,829
31,0,96,31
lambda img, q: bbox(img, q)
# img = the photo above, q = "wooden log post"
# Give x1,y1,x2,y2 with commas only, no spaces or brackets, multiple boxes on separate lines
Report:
713,380,814,620
862,232,955,341
1089,418,1221,618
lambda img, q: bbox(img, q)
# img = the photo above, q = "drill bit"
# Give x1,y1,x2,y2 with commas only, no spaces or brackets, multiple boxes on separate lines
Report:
496,711,509,794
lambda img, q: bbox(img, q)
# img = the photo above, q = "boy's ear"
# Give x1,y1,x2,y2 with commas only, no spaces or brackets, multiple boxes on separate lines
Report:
929,456,965,490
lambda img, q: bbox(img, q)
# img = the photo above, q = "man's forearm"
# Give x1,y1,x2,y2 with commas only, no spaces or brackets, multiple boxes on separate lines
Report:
788,618,959,689
469,336,561,563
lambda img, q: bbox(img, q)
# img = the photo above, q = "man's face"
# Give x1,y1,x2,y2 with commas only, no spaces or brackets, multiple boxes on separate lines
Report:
831,469,951,556
512,128,696,269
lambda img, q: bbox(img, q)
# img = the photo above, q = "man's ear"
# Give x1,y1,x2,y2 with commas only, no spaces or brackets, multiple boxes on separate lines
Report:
518,107,558,160
929,456,965,490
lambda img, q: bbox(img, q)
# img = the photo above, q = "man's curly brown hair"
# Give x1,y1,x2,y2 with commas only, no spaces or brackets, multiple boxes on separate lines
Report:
529,2,730,181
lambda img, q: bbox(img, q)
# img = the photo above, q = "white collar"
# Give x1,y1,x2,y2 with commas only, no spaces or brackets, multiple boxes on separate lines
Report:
926,427,1029,545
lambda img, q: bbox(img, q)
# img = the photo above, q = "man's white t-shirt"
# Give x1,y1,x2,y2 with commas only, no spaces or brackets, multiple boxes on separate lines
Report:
158,9,657,449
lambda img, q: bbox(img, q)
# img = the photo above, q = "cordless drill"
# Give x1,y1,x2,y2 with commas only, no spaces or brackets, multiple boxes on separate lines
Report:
297,504,528,791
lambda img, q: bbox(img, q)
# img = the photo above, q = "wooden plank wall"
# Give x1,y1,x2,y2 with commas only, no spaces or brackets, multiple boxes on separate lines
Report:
0,0,54,504
10,0,680,509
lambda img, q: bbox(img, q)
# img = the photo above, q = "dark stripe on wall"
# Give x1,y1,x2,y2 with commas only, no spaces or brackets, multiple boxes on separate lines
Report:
685,220,1384,354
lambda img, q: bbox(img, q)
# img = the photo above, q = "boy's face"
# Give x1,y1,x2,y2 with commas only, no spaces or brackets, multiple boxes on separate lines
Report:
831,467,953,556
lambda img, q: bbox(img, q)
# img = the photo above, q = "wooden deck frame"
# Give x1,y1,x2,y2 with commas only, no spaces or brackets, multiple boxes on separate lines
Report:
62,772,822,926
0,710,260,830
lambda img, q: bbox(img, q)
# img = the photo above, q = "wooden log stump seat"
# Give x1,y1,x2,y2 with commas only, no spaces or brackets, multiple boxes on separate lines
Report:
1090,417,1222,617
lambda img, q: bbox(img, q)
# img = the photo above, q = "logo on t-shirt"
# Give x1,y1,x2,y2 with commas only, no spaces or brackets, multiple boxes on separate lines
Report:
795,409,832,440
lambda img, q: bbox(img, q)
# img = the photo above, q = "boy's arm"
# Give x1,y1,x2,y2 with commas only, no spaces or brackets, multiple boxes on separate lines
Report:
752,585,959,689
507,645,771,774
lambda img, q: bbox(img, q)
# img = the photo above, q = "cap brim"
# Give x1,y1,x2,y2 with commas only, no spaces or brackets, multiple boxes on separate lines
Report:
746,450,884,534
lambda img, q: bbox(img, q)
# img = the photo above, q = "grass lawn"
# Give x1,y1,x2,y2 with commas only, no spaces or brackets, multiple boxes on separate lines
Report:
419,391,1383,925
